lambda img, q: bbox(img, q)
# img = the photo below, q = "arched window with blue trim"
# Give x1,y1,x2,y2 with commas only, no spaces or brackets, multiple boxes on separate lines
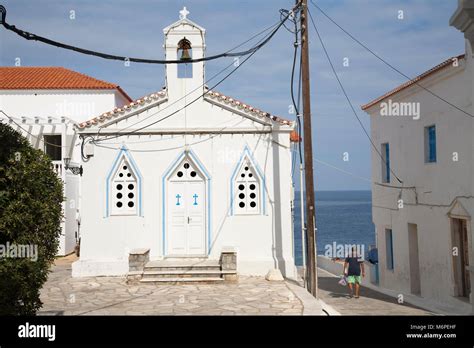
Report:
231,147,265,216
235,158,260,214
106,147,143,217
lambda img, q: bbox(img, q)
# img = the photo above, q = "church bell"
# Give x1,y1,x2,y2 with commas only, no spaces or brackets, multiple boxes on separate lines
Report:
178,37,192,61
180,47,191,61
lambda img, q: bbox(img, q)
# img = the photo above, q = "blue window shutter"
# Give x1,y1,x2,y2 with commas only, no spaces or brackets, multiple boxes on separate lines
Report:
385,143,390,183
428,126,436,162
386,229,394,270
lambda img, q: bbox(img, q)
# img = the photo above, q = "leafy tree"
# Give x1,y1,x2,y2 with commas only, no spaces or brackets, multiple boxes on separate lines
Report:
0,123,63,315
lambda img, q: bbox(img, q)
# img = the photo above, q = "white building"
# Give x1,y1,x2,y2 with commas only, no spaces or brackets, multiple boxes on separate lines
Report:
362,1,474,313
71,9,297,280
0,66,131,255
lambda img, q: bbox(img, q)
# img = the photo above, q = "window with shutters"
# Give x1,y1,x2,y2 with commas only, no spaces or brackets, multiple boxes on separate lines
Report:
424,125,437,163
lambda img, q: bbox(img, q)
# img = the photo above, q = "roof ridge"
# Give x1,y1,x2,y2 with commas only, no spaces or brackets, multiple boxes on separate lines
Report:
0,66,132,102
361,53,465,110
205,90,292,125
77,88,293,130
77,89,168,129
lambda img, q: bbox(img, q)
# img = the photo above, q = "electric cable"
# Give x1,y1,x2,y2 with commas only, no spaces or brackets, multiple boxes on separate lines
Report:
310,0,474,119
93,19,285,142
0,4,300,65
307,8,403,184
92,8,298,143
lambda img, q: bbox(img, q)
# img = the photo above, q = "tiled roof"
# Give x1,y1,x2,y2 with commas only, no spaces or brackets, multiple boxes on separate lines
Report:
0,66,132,102
361,54,465,111
77,90,167,129
205,90,292,125
77,89,293,129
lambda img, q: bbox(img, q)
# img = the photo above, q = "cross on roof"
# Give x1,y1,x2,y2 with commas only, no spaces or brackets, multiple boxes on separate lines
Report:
179,7,189,20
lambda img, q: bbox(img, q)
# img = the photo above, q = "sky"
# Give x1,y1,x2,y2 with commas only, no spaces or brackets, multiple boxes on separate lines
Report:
0,0,465,190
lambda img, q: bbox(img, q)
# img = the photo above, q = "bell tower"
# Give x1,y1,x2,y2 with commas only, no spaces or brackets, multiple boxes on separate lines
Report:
163,7,206,101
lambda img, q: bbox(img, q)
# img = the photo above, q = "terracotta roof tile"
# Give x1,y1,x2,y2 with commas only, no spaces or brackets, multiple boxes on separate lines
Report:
0,66,132,102
77,90,167,129
205,90,292,126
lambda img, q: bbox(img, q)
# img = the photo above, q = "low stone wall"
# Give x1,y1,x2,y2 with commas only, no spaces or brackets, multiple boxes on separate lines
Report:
220,247,238,281
127,248,150,282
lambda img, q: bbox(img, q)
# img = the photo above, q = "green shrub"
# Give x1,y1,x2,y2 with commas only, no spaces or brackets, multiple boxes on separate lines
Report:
0,123,63,315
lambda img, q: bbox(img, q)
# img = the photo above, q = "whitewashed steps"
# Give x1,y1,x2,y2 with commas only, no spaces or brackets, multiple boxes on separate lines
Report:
139,258,236,284
140,277,224,284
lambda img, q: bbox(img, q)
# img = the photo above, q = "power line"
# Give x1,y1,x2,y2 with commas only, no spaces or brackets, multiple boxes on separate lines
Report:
310,0,474,119
94,49,257,142
92,9,297,143
290,11,300,178
313,157,371,183
0,4,299,65
290,9,303,179
94,19,284,142
307,8,403,184
94,119,249,153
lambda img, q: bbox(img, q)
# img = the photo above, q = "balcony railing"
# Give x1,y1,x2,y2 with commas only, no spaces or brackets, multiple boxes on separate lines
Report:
52,160,64,177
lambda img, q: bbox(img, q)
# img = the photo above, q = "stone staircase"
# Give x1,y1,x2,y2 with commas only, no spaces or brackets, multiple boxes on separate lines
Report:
127,249,238,284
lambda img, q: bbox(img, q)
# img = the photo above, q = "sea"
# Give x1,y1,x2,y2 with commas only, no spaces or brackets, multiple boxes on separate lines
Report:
293,190,375,266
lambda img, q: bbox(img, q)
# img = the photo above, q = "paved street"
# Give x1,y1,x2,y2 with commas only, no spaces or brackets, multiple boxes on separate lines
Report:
317,268,433,315
39,255,308,315
39,256,435,316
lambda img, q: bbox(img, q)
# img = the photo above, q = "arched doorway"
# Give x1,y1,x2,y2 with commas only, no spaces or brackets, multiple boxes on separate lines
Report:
164,153,208,256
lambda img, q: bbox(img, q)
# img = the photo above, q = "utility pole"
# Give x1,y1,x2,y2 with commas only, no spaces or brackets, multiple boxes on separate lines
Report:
300,0,318,297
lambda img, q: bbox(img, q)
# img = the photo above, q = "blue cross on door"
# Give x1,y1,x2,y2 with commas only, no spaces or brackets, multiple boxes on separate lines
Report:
176,194,182,206
193,194,198,206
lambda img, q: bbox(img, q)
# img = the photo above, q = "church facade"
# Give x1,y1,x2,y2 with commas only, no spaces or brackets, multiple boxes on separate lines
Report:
72,10,297,279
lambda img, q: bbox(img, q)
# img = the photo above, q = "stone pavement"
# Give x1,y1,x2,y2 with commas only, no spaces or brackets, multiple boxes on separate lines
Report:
39,255,324,315
317,268,433,315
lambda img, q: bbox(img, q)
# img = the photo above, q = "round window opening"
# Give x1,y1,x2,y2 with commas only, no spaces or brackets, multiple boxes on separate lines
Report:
123,166,127,170
127,173,132,177
117,184,123,190
177,171,184,177
250,192,256,199
128,193,134,199
250,201,256,208
250,184,256,190
238,184,245,191
239,193,245,199
245,166,249,171
119,173,123,177
116,202,123,208
190,171,197,177
117,193,123,199
184,163,190,169
128,184,134,190
239,202,245,208
128,201,134,208
241,173,245,178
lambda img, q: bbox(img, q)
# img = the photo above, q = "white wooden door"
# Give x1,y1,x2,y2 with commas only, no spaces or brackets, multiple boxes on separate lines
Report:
167,160,206,256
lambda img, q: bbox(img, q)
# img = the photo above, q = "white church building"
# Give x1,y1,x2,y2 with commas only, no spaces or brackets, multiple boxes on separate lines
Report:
72,9,297,280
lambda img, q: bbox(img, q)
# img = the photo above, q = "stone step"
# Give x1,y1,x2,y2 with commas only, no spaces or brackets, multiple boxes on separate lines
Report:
144,266,221,272
143,269,221,278
140,277,224,284
144,259,221,272
142,269,236,279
